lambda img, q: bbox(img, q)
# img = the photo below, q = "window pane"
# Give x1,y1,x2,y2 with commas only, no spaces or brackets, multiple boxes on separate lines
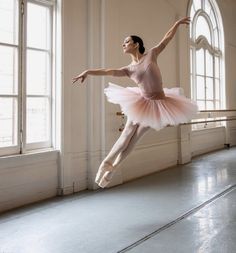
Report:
197,100,205,110
215,78,220,100
190,48,193,74
196,16,211,43
197,76,205,99
193,0,202,11
196,49,204,75
190,5,195,20
215,100,220,109
27,97,50,143
206,77,213,99
0,45,18,94
0,97,17,147
209,11,217,30
214,28,219,48
206,101,214,110
204,0,211,15
27,3,50,49
215,57,219,78
0,0,18,44
27,50,50,95
206,50,213,77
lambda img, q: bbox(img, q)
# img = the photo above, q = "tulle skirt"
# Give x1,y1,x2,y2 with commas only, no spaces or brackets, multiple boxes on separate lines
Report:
104,82,198,131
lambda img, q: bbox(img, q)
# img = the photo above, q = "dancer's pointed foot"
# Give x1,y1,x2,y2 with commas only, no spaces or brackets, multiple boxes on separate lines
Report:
98,169,115,188
95,162,114,185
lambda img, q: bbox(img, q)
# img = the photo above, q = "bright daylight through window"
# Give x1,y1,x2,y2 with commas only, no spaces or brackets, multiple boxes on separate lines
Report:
0,0,55,156
189,0,225,129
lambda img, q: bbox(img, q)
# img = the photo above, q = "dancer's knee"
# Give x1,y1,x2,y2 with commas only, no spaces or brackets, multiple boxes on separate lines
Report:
122,122,138,138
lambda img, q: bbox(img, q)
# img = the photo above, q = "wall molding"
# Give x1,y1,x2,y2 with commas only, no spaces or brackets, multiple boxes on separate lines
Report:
0,150,59,170
134,138,178,151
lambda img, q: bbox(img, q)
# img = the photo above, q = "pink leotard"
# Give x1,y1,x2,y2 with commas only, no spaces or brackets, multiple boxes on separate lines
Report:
114,48,165,100
105,47,198,130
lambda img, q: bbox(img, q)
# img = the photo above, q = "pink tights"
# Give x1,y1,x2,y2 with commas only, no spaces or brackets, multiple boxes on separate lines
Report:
102,119,150,168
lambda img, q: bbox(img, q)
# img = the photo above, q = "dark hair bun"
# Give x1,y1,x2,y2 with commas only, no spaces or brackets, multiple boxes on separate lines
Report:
139,46,145,54
130,35,145,54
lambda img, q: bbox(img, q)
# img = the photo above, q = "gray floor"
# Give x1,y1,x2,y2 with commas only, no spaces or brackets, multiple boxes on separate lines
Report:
0,148,236,253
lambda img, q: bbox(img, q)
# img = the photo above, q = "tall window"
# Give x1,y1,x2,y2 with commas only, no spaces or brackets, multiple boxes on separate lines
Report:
0,0,56,156
189,0,225,127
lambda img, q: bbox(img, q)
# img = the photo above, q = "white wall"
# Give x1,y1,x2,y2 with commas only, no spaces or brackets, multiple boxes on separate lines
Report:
63,0,236,191
0,0,236,213
0,151,58,213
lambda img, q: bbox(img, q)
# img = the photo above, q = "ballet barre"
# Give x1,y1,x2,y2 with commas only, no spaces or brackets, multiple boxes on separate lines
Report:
183,109,236,125
181,116,236,125
116,109,236,130
117,109,236,118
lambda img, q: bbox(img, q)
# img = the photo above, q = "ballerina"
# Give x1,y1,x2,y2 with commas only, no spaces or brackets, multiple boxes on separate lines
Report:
72,17,198,188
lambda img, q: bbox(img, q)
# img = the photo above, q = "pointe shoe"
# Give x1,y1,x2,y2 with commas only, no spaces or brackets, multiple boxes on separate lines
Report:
98,169,115,188
95,162,113,184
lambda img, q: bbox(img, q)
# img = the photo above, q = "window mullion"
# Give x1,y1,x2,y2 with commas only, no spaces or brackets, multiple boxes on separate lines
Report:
202,0,205,11
50,4,53,149
213,54,216,109
219,55,222,108
20,0,27,153
18,0,23,154
204,49,206,109
193,47,197,101
27,46,50,54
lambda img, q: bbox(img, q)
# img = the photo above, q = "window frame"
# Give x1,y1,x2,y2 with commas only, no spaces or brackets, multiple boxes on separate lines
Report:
0,0,21,156
0,0,56,156
23,0,54,152
188,0,225,130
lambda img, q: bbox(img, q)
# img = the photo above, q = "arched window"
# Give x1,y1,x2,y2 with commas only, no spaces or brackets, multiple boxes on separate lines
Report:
189,0,225,125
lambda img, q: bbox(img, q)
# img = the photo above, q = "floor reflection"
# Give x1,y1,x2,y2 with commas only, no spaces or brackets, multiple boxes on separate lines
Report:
195,167,229,196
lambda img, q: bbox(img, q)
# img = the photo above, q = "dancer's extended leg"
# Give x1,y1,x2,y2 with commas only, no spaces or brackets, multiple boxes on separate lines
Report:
98,124,149,187
113,124,150,167
95,120,138,186
102,120,138,165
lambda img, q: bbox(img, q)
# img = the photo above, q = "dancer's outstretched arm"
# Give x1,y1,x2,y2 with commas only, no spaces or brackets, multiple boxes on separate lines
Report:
153,16,191,56
72,68,127,84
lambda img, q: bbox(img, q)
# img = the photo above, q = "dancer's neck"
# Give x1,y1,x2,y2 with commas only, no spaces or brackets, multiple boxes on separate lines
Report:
130,51,143,65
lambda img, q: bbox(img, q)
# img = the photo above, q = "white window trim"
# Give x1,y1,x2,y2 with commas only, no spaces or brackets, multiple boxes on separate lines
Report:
23,0,54,152
188,0,225,130
0,0,58,157
0,1,21,155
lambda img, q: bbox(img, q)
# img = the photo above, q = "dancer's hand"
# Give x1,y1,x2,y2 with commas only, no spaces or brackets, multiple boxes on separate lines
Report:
72,71,88,84
176,17,191,26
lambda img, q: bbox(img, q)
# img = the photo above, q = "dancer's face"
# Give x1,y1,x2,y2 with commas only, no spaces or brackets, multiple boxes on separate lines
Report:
122,36,138,54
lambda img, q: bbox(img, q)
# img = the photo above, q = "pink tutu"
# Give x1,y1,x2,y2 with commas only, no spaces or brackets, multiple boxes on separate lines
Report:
104,82,198,131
